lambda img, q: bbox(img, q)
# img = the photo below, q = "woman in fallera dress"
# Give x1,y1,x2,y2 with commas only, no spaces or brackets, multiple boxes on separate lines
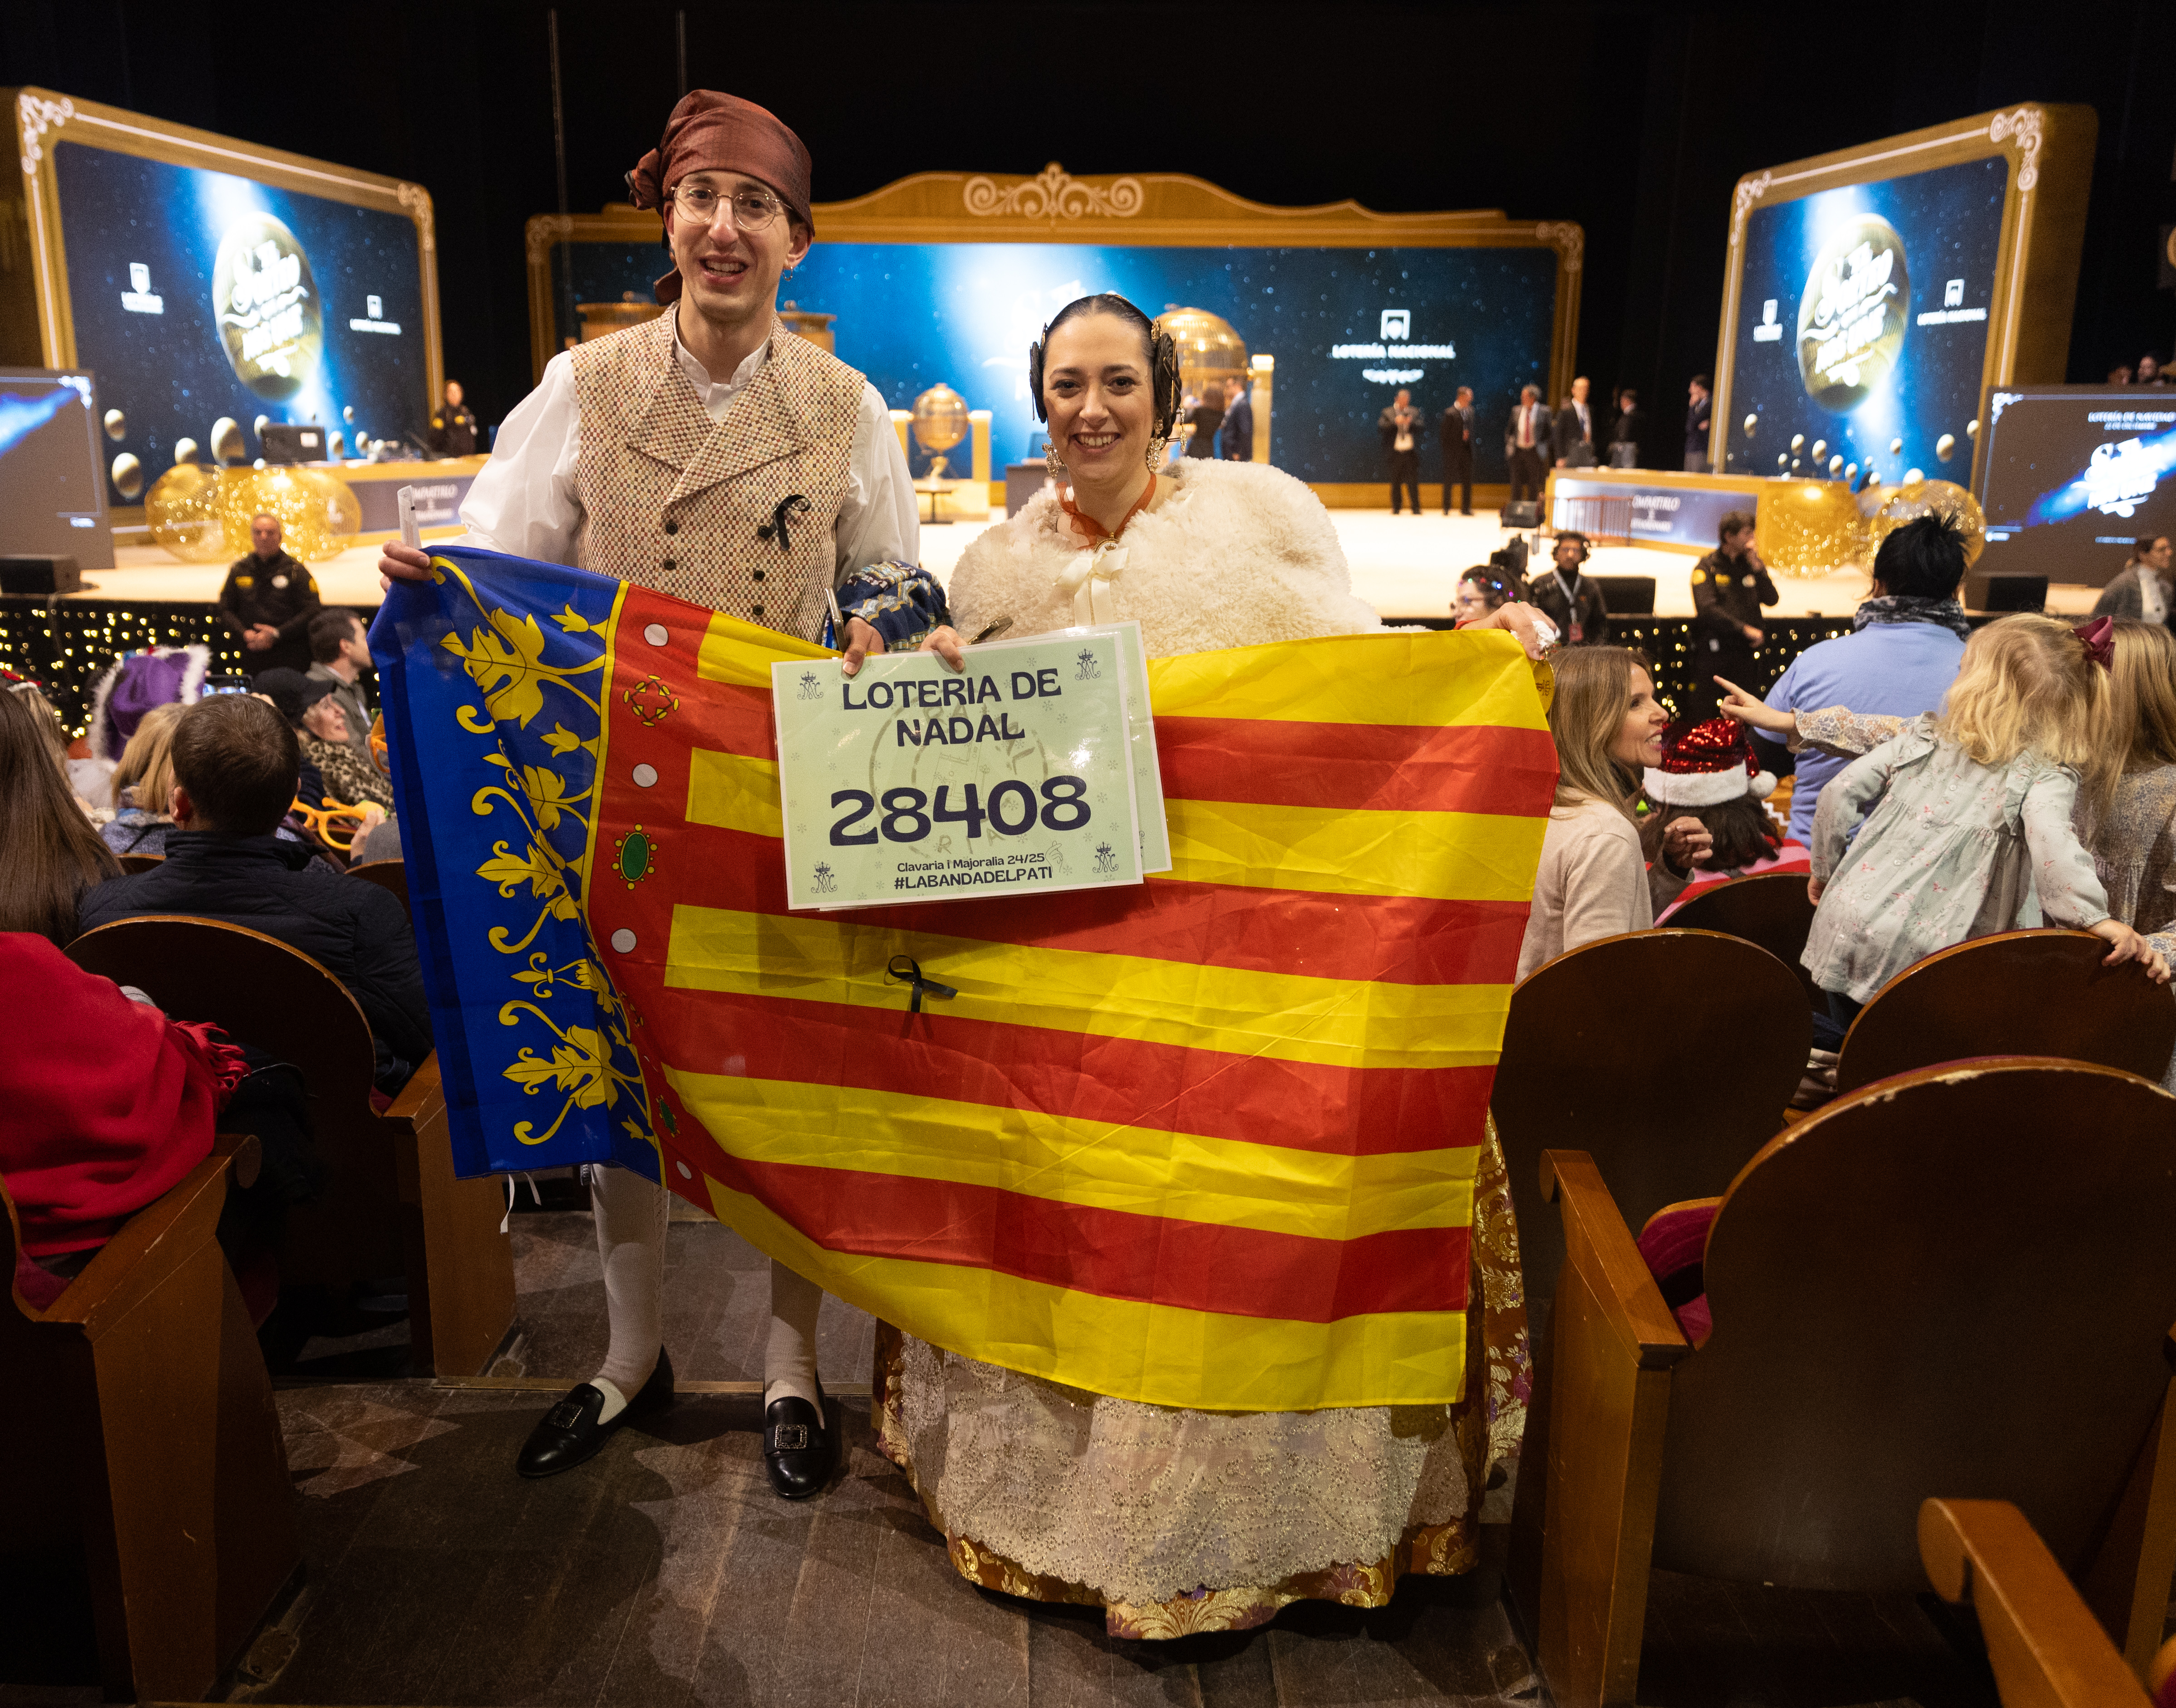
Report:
876,292,1534,1638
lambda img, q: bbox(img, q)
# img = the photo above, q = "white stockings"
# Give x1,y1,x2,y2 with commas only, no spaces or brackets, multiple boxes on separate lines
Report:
586,1165,825,1417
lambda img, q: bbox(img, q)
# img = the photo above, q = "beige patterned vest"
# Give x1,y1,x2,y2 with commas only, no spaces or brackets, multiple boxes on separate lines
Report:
570,311,865,640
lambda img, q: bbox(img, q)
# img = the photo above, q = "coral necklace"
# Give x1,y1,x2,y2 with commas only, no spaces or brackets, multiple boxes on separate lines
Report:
1058,473,1158,544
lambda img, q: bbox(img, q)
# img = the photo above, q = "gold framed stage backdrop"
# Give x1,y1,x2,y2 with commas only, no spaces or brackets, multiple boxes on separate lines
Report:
4,87,444,512
1709,103,2095,495
526,165,1580,504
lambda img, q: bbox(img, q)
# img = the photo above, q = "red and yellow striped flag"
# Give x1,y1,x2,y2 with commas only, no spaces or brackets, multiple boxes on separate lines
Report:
579,586,1555,1411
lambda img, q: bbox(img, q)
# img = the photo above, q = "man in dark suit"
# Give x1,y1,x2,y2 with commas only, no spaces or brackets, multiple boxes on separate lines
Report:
1184,391,1223,459
1378,389,1424,513
1685,374,1713,472
1608,388,1645,468
1505,385,1551,507
1552,375,1596,468
1439,386,1475,514
1218,375,1254,461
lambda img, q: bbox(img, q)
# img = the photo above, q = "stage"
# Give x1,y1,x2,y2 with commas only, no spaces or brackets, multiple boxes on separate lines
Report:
4,511,2098,736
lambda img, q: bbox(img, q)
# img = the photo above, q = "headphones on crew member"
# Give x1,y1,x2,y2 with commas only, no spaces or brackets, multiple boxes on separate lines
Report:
1555,531,1592,565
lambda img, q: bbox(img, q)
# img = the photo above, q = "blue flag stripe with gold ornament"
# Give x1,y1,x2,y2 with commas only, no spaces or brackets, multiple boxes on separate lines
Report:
370,545,661,1182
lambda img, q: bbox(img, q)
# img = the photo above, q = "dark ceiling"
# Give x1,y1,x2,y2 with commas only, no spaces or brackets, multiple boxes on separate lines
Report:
6,0,2173,451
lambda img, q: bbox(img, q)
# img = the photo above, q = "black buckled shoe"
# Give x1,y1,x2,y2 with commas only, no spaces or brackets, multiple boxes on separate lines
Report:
763,1381,835,1500
515,1346,674,1479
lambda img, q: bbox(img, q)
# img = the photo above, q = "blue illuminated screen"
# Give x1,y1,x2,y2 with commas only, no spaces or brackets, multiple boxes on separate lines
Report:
1725,156,2007,485
551,241,1559,485
54,141,428,504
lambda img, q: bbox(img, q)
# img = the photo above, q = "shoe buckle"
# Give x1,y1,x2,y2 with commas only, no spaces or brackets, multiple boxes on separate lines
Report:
545,1398,586,1430
773,1423,810,1451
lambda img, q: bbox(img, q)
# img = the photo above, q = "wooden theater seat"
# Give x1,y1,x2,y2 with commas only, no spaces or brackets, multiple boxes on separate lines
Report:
115,853,164,874
1659,873,1820,1005
1918,1499,2151,1707
66,917,513,1377
1493,929,1809,1305
1533,1058,2176,1708
1835,928,2176,1094
2,1136,299,1703
347,857,410,922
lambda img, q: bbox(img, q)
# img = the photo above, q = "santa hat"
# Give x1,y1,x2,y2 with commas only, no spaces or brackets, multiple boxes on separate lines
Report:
1643,717,1777,808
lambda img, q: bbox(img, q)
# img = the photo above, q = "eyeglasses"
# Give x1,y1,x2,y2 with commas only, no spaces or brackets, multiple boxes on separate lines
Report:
669,183,785,232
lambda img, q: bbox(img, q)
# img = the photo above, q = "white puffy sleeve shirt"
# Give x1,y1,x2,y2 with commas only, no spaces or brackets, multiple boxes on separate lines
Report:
459,331,919,579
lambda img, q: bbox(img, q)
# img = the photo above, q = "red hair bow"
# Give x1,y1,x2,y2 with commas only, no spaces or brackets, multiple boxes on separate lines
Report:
2072,615,2114,672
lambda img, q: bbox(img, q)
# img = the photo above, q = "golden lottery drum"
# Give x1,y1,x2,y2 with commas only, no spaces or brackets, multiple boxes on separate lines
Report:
1754,479,1866,576
144,463,229,562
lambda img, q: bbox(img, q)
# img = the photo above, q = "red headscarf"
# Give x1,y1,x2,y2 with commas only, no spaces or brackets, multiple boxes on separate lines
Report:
626,91,813,305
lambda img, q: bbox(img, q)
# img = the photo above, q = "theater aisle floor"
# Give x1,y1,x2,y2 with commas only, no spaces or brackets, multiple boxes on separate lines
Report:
174,1202,2010,1708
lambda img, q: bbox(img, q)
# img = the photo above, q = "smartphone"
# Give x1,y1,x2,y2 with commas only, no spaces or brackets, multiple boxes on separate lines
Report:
396,485,420,550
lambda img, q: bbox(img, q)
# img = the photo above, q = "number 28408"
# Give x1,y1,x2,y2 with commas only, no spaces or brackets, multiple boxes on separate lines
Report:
830,776,1090,844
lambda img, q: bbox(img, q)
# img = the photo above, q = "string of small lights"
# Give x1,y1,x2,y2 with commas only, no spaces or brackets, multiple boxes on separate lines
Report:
0,601,251,735
1,604,1857,740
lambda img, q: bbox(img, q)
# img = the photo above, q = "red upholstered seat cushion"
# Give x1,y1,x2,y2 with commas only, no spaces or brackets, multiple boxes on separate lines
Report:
1636,1202,1718,1347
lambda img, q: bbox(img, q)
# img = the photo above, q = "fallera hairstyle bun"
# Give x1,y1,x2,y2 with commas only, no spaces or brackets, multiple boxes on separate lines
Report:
1026,294,1183,441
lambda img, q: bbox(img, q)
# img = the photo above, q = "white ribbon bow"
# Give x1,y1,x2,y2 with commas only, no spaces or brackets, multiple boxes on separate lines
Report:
1054,540,1128,625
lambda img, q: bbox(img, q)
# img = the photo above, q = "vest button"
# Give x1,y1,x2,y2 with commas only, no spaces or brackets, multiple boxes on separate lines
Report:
663,519,678,535
752,569,765,581
750,604,765,618
661,559,675,573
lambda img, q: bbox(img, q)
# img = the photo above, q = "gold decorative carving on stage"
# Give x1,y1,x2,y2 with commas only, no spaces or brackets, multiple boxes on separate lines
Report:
526,213,580,263
395,182,436,254
1728,172,1773,247
1534,222,1584,273
17,92,73,170
1988,106,2045,191
962,163,1146,222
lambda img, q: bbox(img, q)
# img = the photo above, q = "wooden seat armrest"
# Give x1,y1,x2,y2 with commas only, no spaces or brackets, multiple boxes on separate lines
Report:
39,1134,262,1335
1919,1498,2150,1706
1541,1148,1692,1370
384,1052,444,1128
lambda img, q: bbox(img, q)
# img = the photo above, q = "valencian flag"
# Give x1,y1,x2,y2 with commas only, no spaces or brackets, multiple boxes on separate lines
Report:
371,546,1556,1412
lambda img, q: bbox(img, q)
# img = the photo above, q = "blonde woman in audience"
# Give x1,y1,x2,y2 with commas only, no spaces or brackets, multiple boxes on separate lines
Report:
100,702,185,858
1517,645,1714,980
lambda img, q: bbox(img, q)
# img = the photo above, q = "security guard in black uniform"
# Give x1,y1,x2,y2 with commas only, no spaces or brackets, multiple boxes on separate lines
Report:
217,512,323,677
1689,509,1779,715
426,378,480,457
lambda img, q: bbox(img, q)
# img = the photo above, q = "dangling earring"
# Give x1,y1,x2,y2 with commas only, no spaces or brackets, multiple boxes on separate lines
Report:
1045,438,1066,479
1145,432,1169,469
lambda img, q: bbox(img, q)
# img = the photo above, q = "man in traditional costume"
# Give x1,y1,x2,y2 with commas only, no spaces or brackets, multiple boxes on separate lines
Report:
379,89,928,1497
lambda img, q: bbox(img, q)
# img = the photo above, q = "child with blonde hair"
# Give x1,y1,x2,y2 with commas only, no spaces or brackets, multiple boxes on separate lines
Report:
1792,614,2165,1023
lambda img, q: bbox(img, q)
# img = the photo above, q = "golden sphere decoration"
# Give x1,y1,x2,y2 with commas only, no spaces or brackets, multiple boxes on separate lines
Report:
1935,432,1957,462
109,452,143,501
214,465,361,562
172,436,201,466
327,430,347,459
909,382,970,475
1811,438,1827,462
144,463,230,561
1966,417,1980,438
1863,477,1987,568
1156,306,1249,403
102,407,127,442
1797,213,1910,412
1743,413,1758,437
1888,437,1904,455
1756,479,1866,576
211,212,323,401
1790,432,1805,452
210,416,246,464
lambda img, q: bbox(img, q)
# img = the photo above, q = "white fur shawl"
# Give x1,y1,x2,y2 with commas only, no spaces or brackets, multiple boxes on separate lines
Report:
945,459,1382,659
